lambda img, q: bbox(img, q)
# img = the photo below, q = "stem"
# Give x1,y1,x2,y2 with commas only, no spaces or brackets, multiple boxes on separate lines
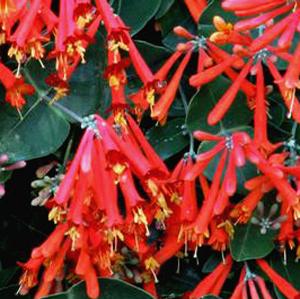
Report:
42,95,84,123
179,85,195,157
62,135,74,169
291,121,298,138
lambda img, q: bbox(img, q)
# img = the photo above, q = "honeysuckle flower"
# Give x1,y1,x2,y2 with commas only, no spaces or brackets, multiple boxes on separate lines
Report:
256,259,300,299
48,0,96,80
210,15,252,46
74,0,96,29
0,62,35,109
151,49,193,124
222,0,300,51
7,0,57,69
184,0,207,23
188,255,233,299
46,15,101,100
0,0,27,44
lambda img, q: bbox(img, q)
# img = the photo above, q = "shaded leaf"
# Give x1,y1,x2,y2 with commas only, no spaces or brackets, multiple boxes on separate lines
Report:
146,118,189,160
43,278,154,299
156,0,176,19
230,222,276,262
119,0,161,35
270,252,300,299
0,284,31,298
158,1,196,50
186,76,252,134
0,267,18,288
0,95,70,163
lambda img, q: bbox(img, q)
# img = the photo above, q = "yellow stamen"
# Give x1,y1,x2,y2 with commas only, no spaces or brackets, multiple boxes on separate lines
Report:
145,257,160,283
48,206,66,224
65,226,80,251
133,208,150,236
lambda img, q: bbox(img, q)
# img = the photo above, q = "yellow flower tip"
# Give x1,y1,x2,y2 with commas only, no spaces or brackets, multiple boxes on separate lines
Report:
213,16,233,32
112,163,126,176
48,206,66,224
145,257,160,283
65,226,80,251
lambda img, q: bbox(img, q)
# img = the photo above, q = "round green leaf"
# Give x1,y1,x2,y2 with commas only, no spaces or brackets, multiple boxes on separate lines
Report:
0,95,70,163
230,222,276,262
119,0,161,35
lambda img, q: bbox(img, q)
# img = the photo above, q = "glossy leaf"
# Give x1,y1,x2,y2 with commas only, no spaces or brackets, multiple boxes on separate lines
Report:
156,0,176,19
158,1,196,50
119,0,161,35
43,278,154,299
0,95,70,163
146,118,189,160
230,222,276,262
186,76,252,134
270,252,300,299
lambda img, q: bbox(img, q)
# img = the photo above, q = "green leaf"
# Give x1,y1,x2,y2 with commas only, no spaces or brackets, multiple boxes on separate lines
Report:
202,253,222,273
270,252,300,298
146,118,189,160
156,0,176,19
43,278,154,299
0,95,70,163
158,1,196,50
230,222,276,262
0,285,31,298
0,267,18,288
135,41,171,72
119,0,161,35
186,76,252,134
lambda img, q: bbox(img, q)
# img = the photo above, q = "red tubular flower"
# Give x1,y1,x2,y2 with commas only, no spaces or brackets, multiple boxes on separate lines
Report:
249,10,300,52
253,61,274,153
234,4,293,32
230,187,264,224
210,16,252,46
17,256,44,295
188,255,233,299
207,59,253,125
46,15,101,101
184,0,207,23
256,259,300,299
189,149,228,245
48,0,94,80
267,59,300,122
8,0,56,66
189,54,238,87
151,49,193,124
284,42,300,90
0,62,35,109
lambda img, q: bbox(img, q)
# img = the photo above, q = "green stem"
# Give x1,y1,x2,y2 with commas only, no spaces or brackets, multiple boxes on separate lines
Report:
42,95,84,123
179,85,195,157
